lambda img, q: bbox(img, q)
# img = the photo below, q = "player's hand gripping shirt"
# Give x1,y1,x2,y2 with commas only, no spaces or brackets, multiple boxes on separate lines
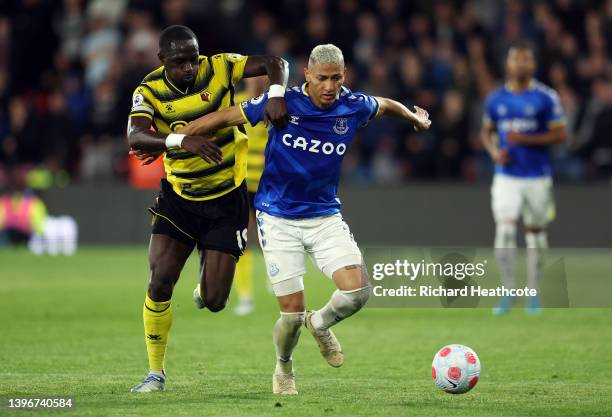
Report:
483,80,566,178
240,84,379,219
129,53,249,201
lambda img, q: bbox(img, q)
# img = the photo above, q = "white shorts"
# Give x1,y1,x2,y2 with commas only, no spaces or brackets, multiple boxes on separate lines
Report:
491,174,555,227
256,210,362,296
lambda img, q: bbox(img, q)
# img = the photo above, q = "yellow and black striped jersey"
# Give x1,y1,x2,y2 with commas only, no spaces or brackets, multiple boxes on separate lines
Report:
129,53,249,201
235,92,269,193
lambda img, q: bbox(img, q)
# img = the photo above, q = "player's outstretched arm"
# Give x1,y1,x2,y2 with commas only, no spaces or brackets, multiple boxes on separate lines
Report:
178,106,247,137
127,115,223,164
243,56,289,127
374,97,431,131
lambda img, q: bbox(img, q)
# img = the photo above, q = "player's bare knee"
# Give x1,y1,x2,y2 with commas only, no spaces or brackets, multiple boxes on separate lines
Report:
204,295,227,313
148,264,177,300
279,301,305,313
354,264,372,292
333,264,368,291
359,264,371,288
148,279,173,301
148,273,174,299
278,295,305,313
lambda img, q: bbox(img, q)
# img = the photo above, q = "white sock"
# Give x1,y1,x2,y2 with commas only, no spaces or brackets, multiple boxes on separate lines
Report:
273,311,305,374
60,216,78,255
28,234,45,255
526,230,548,291
495,222,517,289
310,286,371,331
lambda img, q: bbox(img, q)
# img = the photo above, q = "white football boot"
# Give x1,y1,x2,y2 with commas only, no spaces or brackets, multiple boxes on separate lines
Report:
272,371,298,395
304,311,344,368
131,372,166,393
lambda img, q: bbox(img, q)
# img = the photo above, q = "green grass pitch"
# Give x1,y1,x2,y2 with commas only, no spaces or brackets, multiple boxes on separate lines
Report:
1,247,610,416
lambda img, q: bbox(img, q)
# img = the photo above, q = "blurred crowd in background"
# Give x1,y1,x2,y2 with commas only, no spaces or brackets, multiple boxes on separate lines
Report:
1,0,612,190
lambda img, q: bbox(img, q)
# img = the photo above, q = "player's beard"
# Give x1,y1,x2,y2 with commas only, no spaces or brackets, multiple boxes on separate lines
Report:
319,92,337,107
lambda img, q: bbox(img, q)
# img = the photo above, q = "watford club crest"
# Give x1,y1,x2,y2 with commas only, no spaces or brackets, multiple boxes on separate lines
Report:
201,91,211,102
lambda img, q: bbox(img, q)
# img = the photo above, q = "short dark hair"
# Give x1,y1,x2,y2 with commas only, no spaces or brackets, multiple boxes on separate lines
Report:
507,40,536,55
159,25,197,53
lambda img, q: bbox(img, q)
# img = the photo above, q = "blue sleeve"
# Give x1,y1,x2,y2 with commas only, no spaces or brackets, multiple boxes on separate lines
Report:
354,93,380,127
482,95,497,128
239,93,269,126
542,90,566,128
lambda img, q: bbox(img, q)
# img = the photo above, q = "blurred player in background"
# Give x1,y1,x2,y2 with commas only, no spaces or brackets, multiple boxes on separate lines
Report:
481,42,567,315
127,25,289,393
179,44,431,394
0,168,47,247
232,76,270,316
0,168,78,256
27,215,78,256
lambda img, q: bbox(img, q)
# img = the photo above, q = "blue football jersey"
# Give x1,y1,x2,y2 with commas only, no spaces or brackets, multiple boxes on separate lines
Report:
240,83,379,218
483,80,566,178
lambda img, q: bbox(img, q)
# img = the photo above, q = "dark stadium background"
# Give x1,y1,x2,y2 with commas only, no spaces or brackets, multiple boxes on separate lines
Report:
0,0,611,246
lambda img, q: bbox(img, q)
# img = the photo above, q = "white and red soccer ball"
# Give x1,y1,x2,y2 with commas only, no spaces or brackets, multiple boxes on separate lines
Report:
432,344,480,394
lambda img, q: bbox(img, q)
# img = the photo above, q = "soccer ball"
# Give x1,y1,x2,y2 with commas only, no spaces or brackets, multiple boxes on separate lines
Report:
432,344,480,394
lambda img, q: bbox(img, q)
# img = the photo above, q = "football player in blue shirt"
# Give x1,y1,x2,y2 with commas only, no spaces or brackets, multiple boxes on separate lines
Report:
176,44,431,394
481,42,567,314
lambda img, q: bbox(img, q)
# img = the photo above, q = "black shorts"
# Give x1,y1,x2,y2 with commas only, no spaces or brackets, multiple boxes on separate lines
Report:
149,179,250,259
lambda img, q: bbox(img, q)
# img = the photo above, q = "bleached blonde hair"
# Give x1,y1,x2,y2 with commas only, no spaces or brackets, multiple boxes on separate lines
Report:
308,44,345,67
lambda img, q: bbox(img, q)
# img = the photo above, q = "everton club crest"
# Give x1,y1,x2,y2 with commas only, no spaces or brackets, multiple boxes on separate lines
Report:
333,118,349,135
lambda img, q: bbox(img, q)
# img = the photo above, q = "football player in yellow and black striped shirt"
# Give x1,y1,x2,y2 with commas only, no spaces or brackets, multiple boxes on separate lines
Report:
232,76,269,316
127,25,289,393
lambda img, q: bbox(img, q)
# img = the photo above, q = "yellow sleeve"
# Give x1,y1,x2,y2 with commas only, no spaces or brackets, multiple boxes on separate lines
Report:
238,104,249,126
234,92,251,103
213,53,249,87
129,85,155,119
